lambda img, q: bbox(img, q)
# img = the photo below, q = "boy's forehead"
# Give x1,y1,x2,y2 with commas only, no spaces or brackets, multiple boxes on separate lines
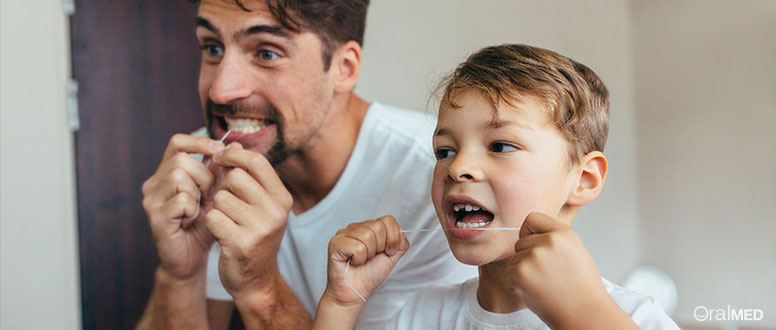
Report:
439,89,552,127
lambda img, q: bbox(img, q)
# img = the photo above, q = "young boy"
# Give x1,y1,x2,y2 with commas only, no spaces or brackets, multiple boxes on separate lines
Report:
313,44,679,329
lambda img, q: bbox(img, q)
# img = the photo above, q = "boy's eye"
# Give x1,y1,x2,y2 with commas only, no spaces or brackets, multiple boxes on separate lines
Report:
490,142,518,153
201,44,224,58
435,148,457,160
258,49,279,60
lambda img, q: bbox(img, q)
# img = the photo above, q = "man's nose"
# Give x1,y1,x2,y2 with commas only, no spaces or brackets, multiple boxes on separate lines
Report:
208,53,253,104
447,151,484,182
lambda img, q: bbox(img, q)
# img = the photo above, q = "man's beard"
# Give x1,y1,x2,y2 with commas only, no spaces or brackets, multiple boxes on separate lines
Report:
205,99,295,166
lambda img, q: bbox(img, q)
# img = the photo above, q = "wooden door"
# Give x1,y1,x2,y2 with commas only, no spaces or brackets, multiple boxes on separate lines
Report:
71,1,210,329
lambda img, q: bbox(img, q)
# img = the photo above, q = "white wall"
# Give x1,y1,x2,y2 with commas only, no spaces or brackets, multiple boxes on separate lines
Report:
632,0,776,328
357,0,642,283
0,0,82,329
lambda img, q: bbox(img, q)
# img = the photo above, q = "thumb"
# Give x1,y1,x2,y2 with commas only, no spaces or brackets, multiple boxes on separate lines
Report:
518,212,567,239
387,232,410,266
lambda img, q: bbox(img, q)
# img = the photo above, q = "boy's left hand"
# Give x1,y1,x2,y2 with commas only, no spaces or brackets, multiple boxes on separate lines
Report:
504,212,618,328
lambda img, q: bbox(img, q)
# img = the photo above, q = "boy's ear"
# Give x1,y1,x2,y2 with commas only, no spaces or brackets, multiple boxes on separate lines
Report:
567,151,608,207
331,40,362,93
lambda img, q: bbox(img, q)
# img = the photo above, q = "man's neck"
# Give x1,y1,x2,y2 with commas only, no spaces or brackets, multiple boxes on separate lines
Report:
276,93,369,215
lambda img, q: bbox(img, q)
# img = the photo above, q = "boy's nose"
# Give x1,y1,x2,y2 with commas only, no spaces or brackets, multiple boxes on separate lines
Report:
447,153,484,182
208,53,253,104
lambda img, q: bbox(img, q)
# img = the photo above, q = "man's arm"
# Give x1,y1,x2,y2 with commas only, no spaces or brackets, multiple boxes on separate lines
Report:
207,300,235,330
233,272,312,330
136,267,209,330
205,144,312,329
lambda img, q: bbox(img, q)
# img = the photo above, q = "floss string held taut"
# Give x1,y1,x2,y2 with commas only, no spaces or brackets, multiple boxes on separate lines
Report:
343,226,520,302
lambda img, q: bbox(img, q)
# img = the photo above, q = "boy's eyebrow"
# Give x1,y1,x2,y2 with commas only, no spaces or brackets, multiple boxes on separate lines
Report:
485,119,534,132
434,128,450,136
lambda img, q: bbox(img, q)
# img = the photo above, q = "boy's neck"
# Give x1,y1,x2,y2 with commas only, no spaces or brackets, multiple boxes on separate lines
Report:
476,259,528,313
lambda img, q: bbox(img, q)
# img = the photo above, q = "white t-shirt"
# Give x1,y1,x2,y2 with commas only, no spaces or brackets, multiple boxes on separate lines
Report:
387,277,681,329
205,102,478,328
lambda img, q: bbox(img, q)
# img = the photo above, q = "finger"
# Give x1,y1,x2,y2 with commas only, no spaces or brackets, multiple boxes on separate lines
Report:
399,230,410,251
151,168,200,207
205,208,238,243
513,232,546,252
217,167,267,206
508,246,538,266
345,224,382,261
377,215,400,255
159,152,216,192
211,147,289,201
163,134,225,162
212,190,252,227
519,212,568,238
162,191,199,221
330,235,369,266
387,234,410,267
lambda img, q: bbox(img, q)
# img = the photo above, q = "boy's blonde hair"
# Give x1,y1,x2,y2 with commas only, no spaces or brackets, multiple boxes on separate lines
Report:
438,44,610,164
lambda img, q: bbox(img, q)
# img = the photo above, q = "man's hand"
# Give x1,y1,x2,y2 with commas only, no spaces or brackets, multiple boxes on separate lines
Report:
205,143,294,302
504,212,638,329
313,215,410,330
141,133,225,280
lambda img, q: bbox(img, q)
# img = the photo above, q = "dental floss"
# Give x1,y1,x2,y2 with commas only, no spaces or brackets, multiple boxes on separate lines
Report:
192,129,233,222
344,260,368,303
343,227,520,302
204,129,232,167
400,227,520,233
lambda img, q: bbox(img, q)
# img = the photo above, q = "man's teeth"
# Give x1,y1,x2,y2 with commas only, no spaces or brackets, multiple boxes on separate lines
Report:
224,117,269,133
455,221,490,229
453,203,481,212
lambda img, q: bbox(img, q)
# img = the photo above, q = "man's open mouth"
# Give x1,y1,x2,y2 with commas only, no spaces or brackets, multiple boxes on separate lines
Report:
219,116,275,134
450,202,494,229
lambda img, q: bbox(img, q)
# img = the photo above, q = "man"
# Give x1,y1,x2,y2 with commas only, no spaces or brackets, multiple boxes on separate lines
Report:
136,0,475,329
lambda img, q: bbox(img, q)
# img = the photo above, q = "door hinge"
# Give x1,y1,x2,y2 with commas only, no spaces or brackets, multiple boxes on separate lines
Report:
67,79,80,132
64,0,75,15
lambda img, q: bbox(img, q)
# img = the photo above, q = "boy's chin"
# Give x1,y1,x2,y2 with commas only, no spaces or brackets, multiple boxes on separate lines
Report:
449,244,513,266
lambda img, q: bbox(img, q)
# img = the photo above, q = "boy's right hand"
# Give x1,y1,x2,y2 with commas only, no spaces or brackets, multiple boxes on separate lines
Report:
322,215,410,307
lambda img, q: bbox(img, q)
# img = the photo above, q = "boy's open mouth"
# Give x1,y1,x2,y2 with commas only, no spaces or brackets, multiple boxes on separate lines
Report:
451,202,494,229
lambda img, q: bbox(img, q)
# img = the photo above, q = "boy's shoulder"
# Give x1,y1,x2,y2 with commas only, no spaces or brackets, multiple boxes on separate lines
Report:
602,278,681,329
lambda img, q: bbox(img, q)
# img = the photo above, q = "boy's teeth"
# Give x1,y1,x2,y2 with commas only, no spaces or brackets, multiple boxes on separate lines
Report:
455,221,490,229
224,117,269,133
453,203,483,213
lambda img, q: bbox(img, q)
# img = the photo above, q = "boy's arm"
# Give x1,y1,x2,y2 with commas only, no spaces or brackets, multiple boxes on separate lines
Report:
313,215,410,330
506,212,639,330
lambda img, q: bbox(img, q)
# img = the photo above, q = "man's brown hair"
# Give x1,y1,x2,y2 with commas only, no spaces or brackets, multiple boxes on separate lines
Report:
438,43,610,164
194,0,370,70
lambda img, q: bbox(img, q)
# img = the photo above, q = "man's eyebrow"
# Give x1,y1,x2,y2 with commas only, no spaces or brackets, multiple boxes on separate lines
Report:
196,17,220,37
235,24,292,42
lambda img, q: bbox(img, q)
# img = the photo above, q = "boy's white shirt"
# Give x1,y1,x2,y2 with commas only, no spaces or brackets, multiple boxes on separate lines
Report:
386,277,681,329
202,102,478,328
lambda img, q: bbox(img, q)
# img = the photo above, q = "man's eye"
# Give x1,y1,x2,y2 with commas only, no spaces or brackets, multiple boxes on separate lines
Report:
490,142,518,153
435,148,457,160
201,44,224,58
258,49,279,60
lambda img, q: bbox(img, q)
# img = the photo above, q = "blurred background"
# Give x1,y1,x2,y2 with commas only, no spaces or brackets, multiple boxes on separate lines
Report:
1,0,774,329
